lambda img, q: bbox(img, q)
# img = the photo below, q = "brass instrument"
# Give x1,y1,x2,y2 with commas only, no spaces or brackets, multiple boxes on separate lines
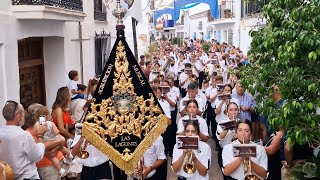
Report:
161,56,171,73
0,161,14,180
188,74,197,82
163,57,175,79
183,151,196,174
214,64,222,75
244,158,258,180
78,138,90,159
242,138,258,180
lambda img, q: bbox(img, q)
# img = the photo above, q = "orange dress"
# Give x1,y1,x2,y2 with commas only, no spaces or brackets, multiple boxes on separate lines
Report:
52,110,74,128
25,129,64,168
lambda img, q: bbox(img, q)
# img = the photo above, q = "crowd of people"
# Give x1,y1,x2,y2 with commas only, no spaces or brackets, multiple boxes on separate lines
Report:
0,38,314,180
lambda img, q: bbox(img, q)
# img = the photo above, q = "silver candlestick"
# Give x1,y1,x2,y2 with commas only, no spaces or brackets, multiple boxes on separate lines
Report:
112,0,127,26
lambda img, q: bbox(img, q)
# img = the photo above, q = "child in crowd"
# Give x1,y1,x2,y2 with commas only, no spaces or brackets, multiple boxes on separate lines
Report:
67,70,84,100
34,106,74,176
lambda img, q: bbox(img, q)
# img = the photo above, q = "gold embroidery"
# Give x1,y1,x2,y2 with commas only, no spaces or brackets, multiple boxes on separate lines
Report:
83,40,168,173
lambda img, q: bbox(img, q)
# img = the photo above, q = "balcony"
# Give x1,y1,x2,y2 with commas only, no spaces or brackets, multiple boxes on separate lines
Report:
163,20,174,30
12,0,86,21
241,0,270,17
208,0,236,24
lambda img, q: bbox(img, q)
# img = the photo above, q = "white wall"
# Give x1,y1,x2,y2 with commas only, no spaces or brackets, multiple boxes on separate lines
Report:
239,17,264,55
0,0,118,116
189,16,207,40
0,44,5,125
43,37,66,108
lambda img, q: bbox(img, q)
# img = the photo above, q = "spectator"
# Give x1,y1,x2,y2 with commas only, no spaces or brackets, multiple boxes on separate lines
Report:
0,101,62,180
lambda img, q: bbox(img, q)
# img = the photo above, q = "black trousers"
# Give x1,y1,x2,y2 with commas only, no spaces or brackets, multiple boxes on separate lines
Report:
180,88,187,98
81,161,112,180
198,71,205,89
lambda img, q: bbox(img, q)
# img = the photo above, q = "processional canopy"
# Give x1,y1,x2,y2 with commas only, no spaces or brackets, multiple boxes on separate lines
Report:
82,0,168,174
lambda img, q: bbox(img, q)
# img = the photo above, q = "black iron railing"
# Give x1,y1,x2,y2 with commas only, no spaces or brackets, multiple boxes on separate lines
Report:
94,10,107,21
241,0,270,17
12,0,83,11
208,0,234,22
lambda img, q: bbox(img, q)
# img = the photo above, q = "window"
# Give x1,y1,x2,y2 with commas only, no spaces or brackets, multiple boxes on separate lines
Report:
181,15,185,25
242,0,270,17
95,31,111,76
94,0,107,21
198,21,203,30
228,29,233,45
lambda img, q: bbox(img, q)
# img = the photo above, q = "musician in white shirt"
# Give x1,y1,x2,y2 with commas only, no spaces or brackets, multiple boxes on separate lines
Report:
134,137,166,180
215,84,240,124
168,77,180,101
179,63,192,98
179,82,205,117
152,86,172,122
149,62,164,83
222,120,268,179
216,102,240,148
172,121,211,180
71,135,112,180
177,99,209,142
0,101,63,180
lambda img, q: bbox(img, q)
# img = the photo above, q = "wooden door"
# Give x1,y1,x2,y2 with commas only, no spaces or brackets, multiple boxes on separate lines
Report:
18,37,46,108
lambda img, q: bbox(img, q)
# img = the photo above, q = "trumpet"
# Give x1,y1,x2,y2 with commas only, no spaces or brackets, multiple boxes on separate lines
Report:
188,74,197,82
183,151,196,174
78,138,90,159
214,64,222,75
244,158,258,180
242,138,258,180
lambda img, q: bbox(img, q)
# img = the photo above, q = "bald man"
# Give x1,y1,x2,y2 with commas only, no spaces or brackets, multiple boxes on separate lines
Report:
0,101,64,180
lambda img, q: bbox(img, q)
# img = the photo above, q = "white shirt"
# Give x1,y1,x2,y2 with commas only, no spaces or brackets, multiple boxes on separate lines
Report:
216,119,236,148
171,86,180,101
167,65,178,79
214,97,239,123
177,60,185,73
143,137,166,178
67,80,78,98
165,91,177,112
208,87,218,108
177,115,209,137
179,95,206,114
71,134,109,167
0,125,45,180
172,141,211,180
69,98,87,123
179,72,189,89
222,140,268,180
197,91,206,100
149,71,164,82
158,98,171,119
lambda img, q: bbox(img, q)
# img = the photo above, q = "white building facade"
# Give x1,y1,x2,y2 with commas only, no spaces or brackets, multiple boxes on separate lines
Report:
154,0,268,55
0,0,118,125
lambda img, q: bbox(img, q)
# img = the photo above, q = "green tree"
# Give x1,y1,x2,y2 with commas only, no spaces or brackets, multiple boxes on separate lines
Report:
241,0,320,146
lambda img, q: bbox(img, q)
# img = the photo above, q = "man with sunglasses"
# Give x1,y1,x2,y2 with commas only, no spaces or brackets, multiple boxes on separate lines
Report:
0,101,65,180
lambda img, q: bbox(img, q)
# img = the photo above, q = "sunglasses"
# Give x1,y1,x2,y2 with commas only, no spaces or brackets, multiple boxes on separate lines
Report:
5,100,18,119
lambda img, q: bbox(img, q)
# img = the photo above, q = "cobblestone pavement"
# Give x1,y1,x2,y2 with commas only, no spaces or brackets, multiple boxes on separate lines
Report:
166,137,224,180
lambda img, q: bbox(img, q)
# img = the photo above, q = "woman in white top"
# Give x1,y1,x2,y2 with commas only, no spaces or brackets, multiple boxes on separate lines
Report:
172,121,211,180
216,102,239,148
215,84,239,123
177,99,209,142
222,120,268,180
